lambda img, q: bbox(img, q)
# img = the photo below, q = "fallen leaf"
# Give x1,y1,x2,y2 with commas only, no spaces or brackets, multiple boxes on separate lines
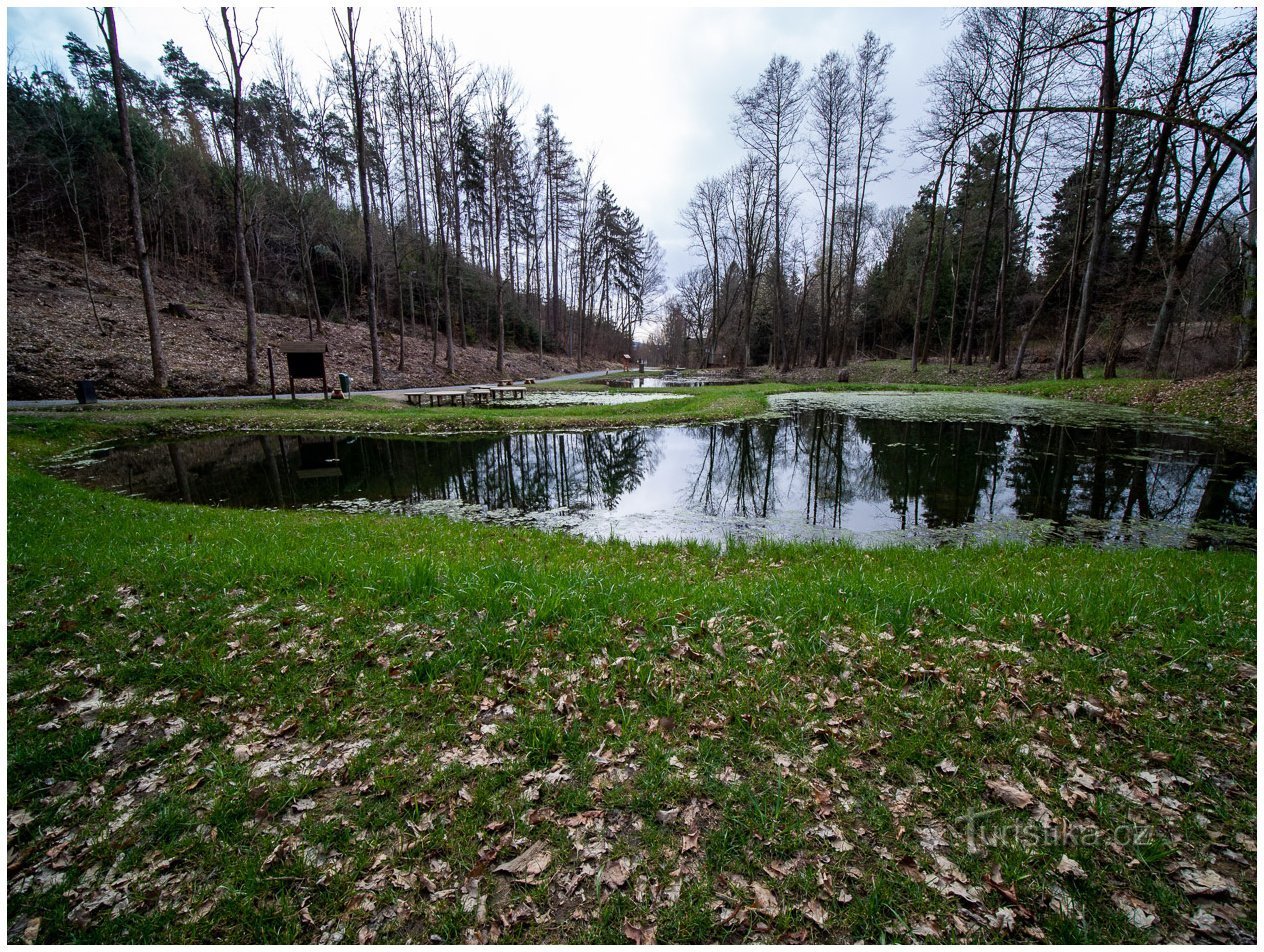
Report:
986,780,1033,809
494,841,553,883
936,758,958,775
991,906,1017,931
1174,867,1236,898
602,856,633,889
623,922,657,944
1113,893,1157,929
801,899,828,927
1055,855,1087,879
1189,908,1217,930
750,882,780,918
8,810,35,830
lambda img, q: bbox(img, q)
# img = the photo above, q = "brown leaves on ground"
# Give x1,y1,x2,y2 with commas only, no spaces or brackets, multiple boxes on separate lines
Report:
494,841,553,883
6,599,1257,943
986,779,1034,810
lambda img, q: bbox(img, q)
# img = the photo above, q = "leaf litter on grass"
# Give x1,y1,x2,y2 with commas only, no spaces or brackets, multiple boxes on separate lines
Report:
6,569,1256,942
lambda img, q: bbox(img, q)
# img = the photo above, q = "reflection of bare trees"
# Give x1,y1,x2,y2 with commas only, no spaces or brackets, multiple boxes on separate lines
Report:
796,412,856,529
683,410,1254,544
688,421,787,519
68,416,1255,547
421,429,663,512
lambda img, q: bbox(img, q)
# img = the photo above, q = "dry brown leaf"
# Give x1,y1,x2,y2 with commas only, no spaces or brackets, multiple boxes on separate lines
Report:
493,841,553,883
1055,855,1087,879
986,779,1034,809
1174,867,1236,898
1112,893,1157,929
801,899,828,927
623,921,657,944
750,882,780,918
936,758,958,775
602,856,634,889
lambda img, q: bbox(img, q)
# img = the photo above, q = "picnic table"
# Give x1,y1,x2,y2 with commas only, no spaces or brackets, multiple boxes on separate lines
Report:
404,385,524,407
405,388,469,407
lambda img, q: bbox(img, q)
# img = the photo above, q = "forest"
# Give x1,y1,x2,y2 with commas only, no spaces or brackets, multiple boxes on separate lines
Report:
6,7,1257,389
663,6,1255,379
8,8,664,390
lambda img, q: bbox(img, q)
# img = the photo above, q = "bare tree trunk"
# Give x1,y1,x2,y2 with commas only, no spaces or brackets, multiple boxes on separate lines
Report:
1105,8,1201,379
1070,8,1118,380
217,7,259,386
911,148,950,371
961,133,1006,367
340,8,383,386
101,7,166,389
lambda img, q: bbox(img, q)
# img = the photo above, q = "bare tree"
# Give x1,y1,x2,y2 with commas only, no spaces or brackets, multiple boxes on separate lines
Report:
206,6,262,385
678,175,730,367
96,7,166,388
725,156,774,371
734,54,805,369
805,50,854,368
834,31,894,366
334,7,383,386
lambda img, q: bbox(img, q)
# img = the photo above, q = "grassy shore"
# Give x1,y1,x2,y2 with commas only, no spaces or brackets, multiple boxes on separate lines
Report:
6,385,1256,943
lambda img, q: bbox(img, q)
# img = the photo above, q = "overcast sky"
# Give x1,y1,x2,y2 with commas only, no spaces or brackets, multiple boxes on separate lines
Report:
7,2,963,294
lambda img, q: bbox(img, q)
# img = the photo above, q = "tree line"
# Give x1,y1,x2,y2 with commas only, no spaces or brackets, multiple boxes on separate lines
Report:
658,7,1254,378
7,7,665,388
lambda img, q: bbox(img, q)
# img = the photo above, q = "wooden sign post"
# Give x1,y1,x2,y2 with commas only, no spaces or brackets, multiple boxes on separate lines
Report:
273,340,330,400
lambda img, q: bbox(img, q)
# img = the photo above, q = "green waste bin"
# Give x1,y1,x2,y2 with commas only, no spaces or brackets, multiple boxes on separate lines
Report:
338,372,351,396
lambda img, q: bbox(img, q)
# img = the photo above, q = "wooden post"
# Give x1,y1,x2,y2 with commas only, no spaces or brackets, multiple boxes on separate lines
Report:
267,346,276,399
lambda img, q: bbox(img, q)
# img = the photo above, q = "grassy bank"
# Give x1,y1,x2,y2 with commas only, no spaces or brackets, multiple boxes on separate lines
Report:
6,394,1256,943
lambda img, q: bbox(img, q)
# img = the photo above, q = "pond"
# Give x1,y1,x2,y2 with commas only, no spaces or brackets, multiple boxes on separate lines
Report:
607,375,746,388
56,392,1255,549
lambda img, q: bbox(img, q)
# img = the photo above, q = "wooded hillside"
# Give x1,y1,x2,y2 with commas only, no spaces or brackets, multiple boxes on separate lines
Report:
7,9,658,395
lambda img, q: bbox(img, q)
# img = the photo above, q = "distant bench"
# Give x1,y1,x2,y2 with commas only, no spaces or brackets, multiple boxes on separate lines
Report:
405,385,524,407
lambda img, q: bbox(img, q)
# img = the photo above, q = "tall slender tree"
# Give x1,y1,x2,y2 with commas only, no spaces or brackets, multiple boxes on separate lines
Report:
733,54,805,370
207,6,261,384
334,6,382,385
97,6,166,389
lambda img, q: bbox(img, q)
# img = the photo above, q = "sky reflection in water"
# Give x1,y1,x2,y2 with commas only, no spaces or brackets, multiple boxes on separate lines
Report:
62,394,1256,548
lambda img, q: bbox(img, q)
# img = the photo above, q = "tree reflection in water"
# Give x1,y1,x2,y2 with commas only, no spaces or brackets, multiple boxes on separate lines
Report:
66,406,1254,547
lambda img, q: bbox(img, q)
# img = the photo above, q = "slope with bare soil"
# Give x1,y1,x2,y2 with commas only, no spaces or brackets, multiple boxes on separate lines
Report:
6,241,613,400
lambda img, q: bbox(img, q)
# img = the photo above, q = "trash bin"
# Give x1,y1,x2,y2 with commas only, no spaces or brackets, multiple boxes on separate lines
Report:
338,372,351,397
75,379,98,405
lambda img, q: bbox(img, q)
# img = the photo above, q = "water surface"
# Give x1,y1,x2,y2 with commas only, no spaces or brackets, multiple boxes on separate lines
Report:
57,393,1255,548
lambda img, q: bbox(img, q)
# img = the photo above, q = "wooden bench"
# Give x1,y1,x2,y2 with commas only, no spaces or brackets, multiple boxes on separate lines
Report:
405,385,521,408
489,385,526,401
405,388,470,407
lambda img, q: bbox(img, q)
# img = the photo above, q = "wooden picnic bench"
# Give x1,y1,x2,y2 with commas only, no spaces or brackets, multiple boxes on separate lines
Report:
405,388,469,407
404,385,523,408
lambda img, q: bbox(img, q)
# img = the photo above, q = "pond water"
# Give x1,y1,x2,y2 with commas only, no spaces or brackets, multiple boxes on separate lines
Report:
56,392,1255,548
607,375,745,388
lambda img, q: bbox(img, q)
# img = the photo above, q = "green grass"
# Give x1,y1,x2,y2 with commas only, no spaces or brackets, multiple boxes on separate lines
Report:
6,385,1256,943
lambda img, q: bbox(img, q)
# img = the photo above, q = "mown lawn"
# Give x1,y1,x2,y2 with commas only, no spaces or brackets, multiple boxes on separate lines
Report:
6,391,1256,943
